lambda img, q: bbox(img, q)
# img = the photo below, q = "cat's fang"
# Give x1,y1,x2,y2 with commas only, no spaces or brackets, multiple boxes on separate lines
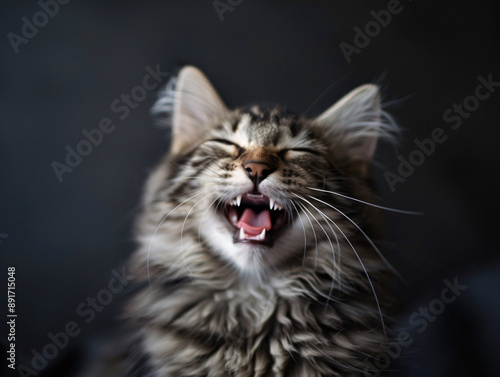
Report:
269,198,275,210
255,228,266,241
238,227,266,241
236,195,242,206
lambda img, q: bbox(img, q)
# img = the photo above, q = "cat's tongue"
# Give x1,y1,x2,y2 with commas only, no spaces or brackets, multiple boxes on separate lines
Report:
237,208,272,236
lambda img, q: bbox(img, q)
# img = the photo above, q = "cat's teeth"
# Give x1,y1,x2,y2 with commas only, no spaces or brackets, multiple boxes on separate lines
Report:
268,199,283,211
255,228,266,241
236,195,242,206
238,227,266,241
230,211,238,224
269,198,275,210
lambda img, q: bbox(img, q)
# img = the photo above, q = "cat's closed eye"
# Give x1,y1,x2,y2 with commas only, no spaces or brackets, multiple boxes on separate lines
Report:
289,147,320,155
208,138,239,147
206,139,244,156
280,148,322,160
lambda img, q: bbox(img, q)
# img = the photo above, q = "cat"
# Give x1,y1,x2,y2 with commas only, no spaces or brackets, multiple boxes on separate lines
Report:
121,66,398,377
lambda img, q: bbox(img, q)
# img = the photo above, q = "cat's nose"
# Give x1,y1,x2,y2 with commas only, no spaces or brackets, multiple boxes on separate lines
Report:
243,160,275,186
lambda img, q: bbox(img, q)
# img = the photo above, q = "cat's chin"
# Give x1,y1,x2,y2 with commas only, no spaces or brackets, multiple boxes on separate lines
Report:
221,192,289,247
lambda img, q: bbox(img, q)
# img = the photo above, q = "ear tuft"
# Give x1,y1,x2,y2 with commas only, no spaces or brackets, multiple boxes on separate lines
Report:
152,66,229,155
314,84,398,164
151,72,177,127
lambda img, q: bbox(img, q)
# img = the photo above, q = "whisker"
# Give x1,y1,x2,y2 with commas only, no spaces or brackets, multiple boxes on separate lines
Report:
289,200,308,269
110,174,213,232
198,194,224,243
180,192,215,252
307,194,404,283
294,195,386,336
296,200,319,272
294,196,341,308
294,200,335,270
307,187,422,215
294,199,337,300
146,188,213,290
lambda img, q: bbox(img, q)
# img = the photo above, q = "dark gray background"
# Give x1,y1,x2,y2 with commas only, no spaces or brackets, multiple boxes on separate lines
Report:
1,0,499,376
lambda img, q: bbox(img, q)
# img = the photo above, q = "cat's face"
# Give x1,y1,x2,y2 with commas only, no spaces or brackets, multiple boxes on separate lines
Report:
146,67,394,279
186,110,332,274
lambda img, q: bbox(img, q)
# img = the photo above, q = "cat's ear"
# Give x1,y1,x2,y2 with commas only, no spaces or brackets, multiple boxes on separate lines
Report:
314,84,395,169
152,66,229,155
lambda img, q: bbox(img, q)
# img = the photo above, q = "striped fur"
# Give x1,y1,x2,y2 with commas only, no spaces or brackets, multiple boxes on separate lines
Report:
122,67,396,376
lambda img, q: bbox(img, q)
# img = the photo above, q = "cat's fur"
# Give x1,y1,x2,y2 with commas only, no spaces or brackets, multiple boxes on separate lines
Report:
122,66,396,376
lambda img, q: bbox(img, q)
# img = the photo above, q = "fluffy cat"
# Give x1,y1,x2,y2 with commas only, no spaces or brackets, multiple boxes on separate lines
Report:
122,66,397,377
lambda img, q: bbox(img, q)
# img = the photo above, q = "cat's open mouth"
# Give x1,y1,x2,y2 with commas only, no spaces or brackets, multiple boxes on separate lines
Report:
223,193,288,246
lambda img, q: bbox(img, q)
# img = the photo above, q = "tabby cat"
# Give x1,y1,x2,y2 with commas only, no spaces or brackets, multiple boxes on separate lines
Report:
123,66,397,376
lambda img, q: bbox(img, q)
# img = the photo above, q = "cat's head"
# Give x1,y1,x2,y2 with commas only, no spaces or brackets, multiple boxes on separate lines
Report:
144,66,396,280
